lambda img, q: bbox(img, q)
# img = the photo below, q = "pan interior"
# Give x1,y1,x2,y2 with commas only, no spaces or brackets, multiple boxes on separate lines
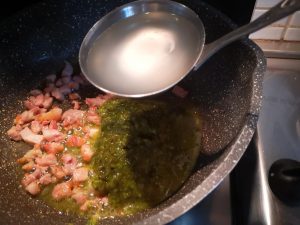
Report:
81,1,205,97
0,0,263,224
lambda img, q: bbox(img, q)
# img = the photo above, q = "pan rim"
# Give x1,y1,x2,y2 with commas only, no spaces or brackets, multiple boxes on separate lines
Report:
0,0,266,224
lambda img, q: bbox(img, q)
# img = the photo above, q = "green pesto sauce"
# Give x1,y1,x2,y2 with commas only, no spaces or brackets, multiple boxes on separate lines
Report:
37,98,202,223
39,178,97,217
40,184,80,213
91,98,202,216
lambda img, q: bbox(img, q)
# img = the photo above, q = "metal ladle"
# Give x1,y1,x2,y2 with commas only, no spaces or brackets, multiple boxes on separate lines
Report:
79,0,300,97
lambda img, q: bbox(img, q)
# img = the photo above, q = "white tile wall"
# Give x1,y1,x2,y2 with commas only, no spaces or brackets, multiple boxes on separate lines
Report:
290,11,300,27
250,27,284,40
250,0,300,41
256,0,281,8
284,28,300,41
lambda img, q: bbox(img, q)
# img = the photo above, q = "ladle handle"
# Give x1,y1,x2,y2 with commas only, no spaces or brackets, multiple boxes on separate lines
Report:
194,0,300,70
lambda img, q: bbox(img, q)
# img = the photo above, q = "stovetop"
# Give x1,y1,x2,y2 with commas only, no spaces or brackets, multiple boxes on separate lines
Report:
169,177,231,225
169,58,300,225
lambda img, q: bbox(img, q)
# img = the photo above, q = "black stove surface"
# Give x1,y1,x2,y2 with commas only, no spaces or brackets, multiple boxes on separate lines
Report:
0,0,255,25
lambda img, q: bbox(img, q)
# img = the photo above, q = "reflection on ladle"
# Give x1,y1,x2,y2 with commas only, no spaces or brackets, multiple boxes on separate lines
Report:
79,0,300,97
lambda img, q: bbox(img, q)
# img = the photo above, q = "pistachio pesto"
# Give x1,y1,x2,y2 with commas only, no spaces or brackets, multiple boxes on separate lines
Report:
91,98,202,216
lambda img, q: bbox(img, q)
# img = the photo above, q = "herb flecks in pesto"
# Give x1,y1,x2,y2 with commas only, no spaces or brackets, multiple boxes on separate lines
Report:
91,98,202,216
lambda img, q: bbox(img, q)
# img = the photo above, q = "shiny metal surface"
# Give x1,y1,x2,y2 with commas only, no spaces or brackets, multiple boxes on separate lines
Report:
232,58,300,225
0,0,266,224
79,0,299,97
79,0,205,97
169,177,231,225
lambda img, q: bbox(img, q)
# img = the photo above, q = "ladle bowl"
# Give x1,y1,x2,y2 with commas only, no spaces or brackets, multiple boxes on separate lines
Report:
79,0,300,97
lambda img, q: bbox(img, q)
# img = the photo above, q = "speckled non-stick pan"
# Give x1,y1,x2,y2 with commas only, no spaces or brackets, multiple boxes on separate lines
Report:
0,0,265,224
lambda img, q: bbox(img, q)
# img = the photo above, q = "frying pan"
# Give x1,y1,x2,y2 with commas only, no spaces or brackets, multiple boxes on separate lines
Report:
0,0,264,224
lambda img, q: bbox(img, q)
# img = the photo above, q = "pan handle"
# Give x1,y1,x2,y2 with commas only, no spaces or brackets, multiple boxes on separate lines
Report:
194,0,300,70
